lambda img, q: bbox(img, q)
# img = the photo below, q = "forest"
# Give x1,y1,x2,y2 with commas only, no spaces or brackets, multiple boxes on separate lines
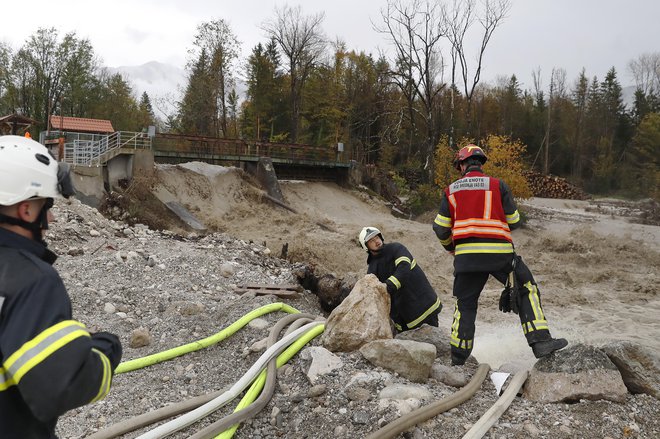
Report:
0,0,658,202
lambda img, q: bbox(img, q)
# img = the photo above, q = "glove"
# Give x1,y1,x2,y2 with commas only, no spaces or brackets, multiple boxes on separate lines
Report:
499,263,520,314
91,332,123,371
498,286,512,313
498,286,520,314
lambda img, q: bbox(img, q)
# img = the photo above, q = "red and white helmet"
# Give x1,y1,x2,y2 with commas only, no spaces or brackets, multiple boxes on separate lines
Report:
453,144,487,171
0,135,74,206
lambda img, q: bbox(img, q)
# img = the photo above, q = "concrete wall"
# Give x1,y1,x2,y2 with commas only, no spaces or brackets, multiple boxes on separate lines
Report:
106,155,133,188
71,149,155,206
71,165,105,208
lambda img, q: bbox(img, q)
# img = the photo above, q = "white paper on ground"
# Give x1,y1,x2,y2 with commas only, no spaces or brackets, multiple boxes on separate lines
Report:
490,372,511,396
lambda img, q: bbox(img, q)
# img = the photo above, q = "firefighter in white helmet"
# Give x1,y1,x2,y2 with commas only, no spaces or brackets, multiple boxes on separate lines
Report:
0,135,122,437
359,226,442,332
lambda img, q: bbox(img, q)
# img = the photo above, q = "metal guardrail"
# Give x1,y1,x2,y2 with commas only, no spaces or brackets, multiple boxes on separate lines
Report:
55,131,151,166
153,133,347,164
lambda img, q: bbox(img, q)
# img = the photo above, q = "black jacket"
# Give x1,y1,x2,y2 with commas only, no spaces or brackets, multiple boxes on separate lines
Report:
367,242,441,331
0,228,121,438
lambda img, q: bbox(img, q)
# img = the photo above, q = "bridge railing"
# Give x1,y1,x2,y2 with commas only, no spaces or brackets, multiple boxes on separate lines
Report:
154,133,344,163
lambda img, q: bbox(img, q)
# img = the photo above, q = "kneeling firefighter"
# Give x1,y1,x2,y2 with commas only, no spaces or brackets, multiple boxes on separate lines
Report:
359,226,442,332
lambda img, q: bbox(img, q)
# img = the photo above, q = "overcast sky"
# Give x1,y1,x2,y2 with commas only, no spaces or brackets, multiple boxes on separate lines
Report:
2,0,658,90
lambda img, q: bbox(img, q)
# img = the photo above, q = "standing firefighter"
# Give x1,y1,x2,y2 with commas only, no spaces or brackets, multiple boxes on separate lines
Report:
359,226,442,332
432,144,567,366
0,135,122,437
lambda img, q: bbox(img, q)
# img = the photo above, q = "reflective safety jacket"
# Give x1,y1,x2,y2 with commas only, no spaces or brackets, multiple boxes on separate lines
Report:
367,242,442,331
0,228,115,438
433,170,521,273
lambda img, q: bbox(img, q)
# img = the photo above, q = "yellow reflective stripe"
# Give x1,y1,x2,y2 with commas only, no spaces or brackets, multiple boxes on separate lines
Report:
4,320,89,385
388,276,401,289
406,298,441,329
507,210,520,224
524,282,546,321
484,191,492,220
521,320,549,333
394,322,403,331
450,302,461,347
395,256,411,266
90,348,112,403
454,242,514,255
439,236,453,246
410,259,416,269
434,214,452,228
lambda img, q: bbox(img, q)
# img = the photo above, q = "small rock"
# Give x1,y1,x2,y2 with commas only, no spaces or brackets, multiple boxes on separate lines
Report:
89,229,101,237
67,247,84,256
129,327,152,348
103,303,116,314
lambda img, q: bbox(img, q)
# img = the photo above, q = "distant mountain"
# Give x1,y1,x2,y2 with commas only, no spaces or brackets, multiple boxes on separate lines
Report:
107,61,187,117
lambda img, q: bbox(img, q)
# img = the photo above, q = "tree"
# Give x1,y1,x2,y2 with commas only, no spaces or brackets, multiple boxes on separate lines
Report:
93,73,140,131
570,69,589,181
262,4,326,143
243,39,287,140
625,112,660,198
444,0,511,135
137,92,156,130
60,36,99,117
0,42,12,113
178,49,215,135
189,19,240,138
628,52,660,96
375,0,446,178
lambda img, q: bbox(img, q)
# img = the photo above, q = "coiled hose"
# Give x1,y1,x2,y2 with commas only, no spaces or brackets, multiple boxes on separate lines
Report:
189,314,320,439
136,320,324,438
88,303,308,439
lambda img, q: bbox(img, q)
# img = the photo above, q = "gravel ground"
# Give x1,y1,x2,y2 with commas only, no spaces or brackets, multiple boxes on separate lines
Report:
49,197,660,439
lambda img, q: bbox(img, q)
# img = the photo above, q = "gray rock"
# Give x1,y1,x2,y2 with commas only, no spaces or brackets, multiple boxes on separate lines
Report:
360,339,436,383
600,341,660,399
524,343,628,403
430,362,468,387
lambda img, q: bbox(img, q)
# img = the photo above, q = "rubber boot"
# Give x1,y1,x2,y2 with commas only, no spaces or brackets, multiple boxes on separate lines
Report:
532,338,568,359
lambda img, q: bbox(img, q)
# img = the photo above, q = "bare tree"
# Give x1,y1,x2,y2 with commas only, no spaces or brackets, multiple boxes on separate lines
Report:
628,52,660,95
444,0,511,135
375,0,446,175
262,5,326,143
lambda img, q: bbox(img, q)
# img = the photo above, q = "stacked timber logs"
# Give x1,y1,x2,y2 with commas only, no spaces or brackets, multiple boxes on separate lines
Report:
523,170,590,200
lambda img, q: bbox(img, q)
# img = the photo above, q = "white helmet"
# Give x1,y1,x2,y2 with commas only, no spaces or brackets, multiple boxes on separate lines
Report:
0,135,74,206
358,226,383,252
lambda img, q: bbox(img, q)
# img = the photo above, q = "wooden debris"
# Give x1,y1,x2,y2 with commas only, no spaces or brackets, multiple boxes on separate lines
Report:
234,283,302,299
523,170,590,200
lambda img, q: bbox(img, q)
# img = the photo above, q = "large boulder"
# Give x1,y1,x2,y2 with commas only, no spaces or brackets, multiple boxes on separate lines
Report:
524,343,628,403
360,339,436,383
600,341,660,399
321,274,392,352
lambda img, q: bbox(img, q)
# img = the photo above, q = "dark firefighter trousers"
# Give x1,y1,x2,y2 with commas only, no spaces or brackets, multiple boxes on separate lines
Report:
450,256,552,363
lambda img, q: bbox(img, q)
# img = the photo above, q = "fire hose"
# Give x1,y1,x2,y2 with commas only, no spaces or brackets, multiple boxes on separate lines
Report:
88,304,323,438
